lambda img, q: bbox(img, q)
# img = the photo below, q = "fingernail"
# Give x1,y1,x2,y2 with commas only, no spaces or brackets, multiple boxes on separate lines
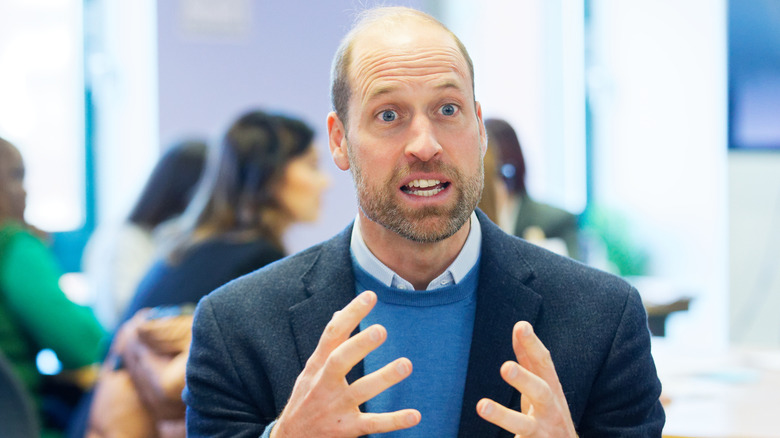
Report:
360,291,372,305
369,326,381,342
396,360,408,376
522,322,532,336
481,401,493,416
406,412,418,425
508,363,519,379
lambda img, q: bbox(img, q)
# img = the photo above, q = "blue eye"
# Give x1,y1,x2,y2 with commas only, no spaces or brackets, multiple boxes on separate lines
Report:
380,110,397,122
441,104,457,116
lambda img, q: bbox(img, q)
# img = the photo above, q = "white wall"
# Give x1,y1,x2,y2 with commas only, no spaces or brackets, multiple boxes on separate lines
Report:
0,0,86,231
729,153,780,347
588,0,729,348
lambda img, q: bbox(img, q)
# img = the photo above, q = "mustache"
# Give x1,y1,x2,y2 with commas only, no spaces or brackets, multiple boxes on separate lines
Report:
393,160,461,183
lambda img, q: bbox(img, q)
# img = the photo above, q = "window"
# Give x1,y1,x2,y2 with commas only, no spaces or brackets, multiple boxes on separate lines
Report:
0,0,86,232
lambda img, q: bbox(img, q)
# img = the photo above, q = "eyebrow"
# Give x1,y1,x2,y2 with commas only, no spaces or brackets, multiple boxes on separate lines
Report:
365,85,395,103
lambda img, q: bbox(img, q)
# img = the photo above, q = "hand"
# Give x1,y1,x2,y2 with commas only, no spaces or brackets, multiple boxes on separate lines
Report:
122,315,190,420
476,321,577,438
271,291,421,438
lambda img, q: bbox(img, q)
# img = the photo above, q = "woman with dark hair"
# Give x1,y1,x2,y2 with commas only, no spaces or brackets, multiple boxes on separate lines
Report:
121,109,330,322
82,140,207,330
0,136,106,437
80,110,329,437
484,118,581,259
127,141,208,229
484,118,528,196
476,135,507,224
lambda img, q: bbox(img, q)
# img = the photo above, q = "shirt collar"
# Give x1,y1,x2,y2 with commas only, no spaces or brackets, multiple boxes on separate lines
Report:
350,211,482,291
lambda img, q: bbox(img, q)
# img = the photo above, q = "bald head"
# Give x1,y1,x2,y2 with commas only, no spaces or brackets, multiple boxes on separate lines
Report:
330,7,474,130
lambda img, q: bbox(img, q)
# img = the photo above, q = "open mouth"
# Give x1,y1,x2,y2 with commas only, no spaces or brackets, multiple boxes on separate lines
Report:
400,179,450,197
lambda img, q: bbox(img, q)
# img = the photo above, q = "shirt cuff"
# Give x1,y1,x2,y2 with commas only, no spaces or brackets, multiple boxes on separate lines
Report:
260,420,277,438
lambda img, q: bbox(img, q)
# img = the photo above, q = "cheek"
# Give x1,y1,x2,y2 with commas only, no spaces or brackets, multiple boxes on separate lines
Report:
280,172,322,218
453,133,484,163
7,183,24,204
349,135,395,168
353,148,396,181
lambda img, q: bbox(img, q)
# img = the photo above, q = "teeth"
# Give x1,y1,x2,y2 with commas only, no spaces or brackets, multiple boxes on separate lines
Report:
407,179,441,188
407,186,445,197
403,179,446,197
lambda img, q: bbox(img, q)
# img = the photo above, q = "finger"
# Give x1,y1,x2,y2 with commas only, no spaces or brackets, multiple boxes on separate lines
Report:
500,361,554,416
477,398,534,436
308,291,377,367
322,324,387,380
512,321,533,370
513,321,561,391
347,357,412,406
354,410,421,435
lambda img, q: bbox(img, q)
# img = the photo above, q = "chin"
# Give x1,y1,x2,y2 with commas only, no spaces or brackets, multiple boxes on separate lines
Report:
395,213,466,243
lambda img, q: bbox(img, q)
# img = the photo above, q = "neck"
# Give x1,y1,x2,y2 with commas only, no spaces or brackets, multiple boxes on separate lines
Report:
358,211,471,290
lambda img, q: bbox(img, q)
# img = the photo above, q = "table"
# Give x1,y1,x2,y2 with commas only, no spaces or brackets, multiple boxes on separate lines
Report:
652,338,780,438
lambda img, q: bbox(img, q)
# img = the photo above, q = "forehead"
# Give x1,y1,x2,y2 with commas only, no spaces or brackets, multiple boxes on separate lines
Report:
348,20,472,102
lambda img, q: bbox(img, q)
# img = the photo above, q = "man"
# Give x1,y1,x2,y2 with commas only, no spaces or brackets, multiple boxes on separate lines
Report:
184,7,664,438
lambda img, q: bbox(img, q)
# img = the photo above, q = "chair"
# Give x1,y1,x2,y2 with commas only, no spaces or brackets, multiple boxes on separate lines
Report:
645,297,691,336
0,350,39,438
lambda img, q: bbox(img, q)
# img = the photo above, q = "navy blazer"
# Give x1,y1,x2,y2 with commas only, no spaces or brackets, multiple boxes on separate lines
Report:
184,211,664,437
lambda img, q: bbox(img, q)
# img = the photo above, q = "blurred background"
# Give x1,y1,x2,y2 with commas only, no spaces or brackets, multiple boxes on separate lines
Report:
0,0,778,354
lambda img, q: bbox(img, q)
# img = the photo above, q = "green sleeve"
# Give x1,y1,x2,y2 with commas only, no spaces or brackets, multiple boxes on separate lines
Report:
0,231,107,369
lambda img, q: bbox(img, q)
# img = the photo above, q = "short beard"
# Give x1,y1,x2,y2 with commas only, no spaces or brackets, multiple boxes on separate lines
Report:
347,141,483,243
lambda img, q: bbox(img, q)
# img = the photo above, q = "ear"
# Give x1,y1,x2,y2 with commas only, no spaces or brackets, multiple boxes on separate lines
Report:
475,101,487,157
327,111,350,171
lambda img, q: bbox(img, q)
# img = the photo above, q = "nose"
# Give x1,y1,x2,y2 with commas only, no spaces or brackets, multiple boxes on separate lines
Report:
404,115,442,162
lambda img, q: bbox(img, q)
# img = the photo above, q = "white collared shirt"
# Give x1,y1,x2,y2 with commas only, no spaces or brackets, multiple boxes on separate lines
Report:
350,211,482,291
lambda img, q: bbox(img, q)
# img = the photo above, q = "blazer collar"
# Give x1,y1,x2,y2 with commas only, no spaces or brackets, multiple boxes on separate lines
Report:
458,210,542,438
288,223,364,384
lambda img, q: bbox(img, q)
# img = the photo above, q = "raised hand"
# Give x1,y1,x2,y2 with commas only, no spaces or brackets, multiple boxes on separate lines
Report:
476,321,577,438
271,291,421,438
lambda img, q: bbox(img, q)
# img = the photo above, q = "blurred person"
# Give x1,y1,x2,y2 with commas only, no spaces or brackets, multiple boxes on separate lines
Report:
74,110,329,438
184,7,663,438
82,140,207,330
86,304,194,438
0,136,106,438
485,118,581,260
121,110,330,322
476,136,508,223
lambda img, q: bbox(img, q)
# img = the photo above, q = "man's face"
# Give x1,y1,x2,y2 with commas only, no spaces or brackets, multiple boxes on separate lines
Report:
335,21,486,243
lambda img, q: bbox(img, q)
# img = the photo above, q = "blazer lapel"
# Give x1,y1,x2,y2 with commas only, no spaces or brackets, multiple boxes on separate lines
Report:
458,212,543,438
288,223,365,385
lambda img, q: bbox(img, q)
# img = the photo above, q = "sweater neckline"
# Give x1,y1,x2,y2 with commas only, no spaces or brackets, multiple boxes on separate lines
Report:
352,257,479,307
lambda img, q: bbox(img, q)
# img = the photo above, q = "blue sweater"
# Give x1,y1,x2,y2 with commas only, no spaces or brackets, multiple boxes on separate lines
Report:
353,260,479,437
